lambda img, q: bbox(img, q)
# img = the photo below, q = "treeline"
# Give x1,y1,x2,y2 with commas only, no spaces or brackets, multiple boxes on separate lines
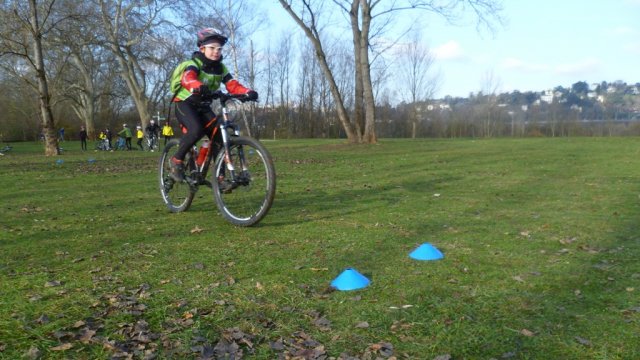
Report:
373,80,640,138
1,1,636,144
224,80,640,140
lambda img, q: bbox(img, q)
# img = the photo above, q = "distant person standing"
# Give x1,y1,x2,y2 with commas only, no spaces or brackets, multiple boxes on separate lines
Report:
105,128,113,149
58,127,65,141
162,122,174,146
79,126,88,150
118,124,133,150
136,125,144,150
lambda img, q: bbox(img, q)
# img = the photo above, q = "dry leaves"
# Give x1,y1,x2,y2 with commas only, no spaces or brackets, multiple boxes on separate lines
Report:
575,336,591,346
520,329,535,337
44,280,62,287
269,331,326,359
366,341,394,358
313,317,332,332
50,343,73,351
355,321,370,329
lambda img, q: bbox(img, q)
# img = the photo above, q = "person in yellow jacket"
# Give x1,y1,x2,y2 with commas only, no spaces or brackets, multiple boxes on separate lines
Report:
136,125,144,150
162,122,174,146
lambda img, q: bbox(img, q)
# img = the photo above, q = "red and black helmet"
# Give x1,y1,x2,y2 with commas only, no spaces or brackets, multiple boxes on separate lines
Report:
197,27,228,47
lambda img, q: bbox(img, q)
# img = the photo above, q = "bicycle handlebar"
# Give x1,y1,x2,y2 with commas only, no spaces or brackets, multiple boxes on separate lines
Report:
211,90,256,104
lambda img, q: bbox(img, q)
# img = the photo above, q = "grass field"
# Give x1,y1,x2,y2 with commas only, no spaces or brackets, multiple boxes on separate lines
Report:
1,137,639,359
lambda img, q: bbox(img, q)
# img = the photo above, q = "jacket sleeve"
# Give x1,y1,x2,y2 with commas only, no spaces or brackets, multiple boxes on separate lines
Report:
222,73,250,95
180,65,203,93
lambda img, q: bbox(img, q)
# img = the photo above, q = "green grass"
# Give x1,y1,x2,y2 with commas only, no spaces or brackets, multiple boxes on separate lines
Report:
1,138,640,359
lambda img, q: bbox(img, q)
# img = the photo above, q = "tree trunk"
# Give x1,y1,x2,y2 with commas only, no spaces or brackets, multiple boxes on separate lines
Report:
279,0,358,142
358,0,377,144
350,0,364,142
70,55,96,138
29,0,59,156
99,0,152,129
116,51,151,128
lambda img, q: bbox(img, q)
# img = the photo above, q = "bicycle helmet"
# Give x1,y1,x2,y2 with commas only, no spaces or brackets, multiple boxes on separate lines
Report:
197,27,227,47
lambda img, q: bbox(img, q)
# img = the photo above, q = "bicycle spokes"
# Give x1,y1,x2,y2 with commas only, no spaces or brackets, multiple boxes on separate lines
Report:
212,137,275,226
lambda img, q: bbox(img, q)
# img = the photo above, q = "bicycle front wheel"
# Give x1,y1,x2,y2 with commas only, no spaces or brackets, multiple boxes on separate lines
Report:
212,136,276,226
159,139,195,212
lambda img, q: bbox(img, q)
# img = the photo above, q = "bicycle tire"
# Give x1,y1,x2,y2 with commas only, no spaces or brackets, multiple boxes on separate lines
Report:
159,139,195,212
212,136,276,226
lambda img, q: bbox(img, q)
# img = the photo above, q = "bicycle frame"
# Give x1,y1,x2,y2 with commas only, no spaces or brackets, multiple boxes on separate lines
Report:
160,91,275,225
189,94,246,188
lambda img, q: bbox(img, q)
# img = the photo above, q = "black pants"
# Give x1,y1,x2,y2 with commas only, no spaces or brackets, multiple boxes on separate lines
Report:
164,136,172,146
126,137,132,150
137,138,143,150
174,101,222,161
81,139,87,150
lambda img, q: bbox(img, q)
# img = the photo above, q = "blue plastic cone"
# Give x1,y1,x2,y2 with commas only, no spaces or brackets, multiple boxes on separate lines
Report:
409,243,444,261
330,268,370,291
55,159,64,165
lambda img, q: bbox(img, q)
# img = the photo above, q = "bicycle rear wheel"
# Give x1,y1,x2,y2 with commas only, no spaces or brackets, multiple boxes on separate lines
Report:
212,136,276,226
159,139,195,212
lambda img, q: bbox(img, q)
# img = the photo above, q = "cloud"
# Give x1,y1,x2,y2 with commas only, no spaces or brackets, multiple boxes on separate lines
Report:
501,57,549,73
625,42,640,54
608,26,636,35
433,41,465,61
554,57,602,75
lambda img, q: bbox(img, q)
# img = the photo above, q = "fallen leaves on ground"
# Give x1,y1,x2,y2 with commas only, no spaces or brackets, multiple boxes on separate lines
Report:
355,321,370,329
366,341,394,358
270,331,327,360
520,329,535,337
575,336,591,346
50,343,73,351
25,346,41,359
44,280,62,287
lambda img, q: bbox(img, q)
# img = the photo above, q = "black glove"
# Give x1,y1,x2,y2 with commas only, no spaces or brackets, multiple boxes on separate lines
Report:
198,85,214,100
246,90,258,101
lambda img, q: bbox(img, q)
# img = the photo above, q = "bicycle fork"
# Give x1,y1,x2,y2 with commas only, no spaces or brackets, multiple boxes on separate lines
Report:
218,109,251,189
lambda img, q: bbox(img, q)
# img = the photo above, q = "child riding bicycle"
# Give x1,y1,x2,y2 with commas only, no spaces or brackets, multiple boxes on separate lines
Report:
168,27,258,182
146,120,160,151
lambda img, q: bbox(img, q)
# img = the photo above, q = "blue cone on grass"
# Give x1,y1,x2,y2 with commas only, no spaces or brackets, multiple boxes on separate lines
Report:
55,159,64,165
409,243,444,261
331,268,370,291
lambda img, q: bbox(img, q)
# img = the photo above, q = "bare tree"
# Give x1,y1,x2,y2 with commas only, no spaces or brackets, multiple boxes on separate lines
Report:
274,33,293,138
0,0,77,155
278,0,359,142
279,0,503,143
95,0,175,129
478,69,501,137
52,3,108,138
397,32,439,138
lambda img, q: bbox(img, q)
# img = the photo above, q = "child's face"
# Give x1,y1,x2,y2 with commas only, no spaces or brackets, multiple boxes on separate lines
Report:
200,42,223,61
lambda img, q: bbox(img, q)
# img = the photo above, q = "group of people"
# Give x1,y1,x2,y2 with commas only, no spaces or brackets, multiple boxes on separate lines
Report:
79,121,175,151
